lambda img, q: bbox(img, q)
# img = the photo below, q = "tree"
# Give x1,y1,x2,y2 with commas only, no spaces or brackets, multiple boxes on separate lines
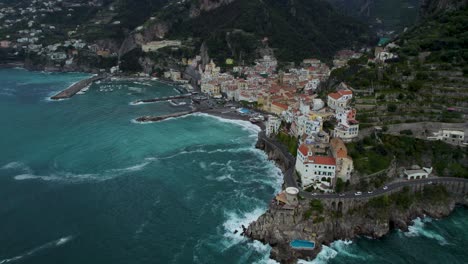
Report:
335,178,345,193
387,104,398,112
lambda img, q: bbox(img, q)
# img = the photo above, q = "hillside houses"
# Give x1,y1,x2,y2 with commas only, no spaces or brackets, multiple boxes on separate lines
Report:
327,89,353,110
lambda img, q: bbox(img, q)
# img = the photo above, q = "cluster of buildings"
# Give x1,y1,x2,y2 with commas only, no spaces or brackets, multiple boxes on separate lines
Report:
192,52,362,193
0,0,117,68
374,42,399,63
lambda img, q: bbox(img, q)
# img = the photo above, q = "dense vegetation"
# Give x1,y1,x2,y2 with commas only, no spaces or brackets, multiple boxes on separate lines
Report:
328,0,420,32
276,132,299,157
348,134,468,178
303,199,325,222
368,185,450,212
166,0,373,65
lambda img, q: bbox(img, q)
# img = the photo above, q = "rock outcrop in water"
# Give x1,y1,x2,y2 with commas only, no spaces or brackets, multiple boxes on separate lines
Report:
246,192,467,263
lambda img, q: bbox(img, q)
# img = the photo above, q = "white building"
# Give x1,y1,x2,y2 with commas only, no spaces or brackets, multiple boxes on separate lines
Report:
265,115,281,137
333,121,359,142
305,116,323,136
312,99,325,111
296,144,336,191
404,166,432,180
327,89,353,110
428,129,465,145
305,79,320,91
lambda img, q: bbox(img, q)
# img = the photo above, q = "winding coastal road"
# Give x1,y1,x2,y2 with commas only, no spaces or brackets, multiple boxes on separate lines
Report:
301,177,468,200
260,133,468,200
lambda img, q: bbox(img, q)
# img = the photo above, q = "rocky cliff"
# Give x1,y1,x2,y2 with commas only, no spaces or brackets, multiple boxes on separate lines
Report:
246,188,467,263
420,0,468,16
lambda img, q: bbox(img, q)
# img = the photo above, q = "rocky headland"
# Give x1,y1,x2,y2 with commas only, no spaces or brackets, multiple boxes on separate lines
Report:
249,134,468,264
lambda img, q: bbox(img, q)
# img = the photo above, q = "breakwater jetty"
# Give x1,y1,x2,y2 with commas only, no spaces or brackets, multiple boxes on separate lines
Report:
135,110,197,123
51,75,105,100
132,94,192,105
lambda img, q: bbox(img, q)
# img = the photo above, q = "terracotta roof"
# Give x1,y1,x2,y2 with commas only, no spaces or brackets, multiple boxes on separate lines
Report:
338,90,353,96
308,156,336,166
328,92,341,100
330,138,347,158
272,101,288,110
298,144,309,156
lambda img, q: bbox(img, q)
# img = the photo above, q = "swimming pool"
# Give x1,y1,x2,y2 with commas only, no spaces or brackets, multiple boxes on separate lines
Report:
290,240,316,250
238,108,250,114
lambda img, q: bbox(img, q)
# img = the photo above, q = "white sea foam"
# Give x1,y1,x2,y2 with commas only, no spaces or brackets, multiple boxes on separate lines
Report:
55,236,73,246
250,240,280,264
211,173,241,183
221,207,267,249
298,245,338,264
193,112,261,134
107,161,150,173
2,162,28,171
11,160,150,183
405,217,448,245
199,161,207,170
0,236,73,264
330,240,364,259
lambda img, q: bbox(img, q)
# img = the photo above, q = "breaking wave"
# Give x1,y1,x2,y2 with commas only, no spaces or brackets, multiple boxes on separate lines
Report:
221,207,269,249
404,217,448,245
299,240,359,264
193,113,261,134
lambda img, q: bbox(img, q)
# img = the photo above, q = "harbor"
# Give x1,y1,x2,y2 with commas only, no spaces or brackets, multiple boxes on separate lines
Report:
50,75,105,100
135,110,197,123
131,94,192,105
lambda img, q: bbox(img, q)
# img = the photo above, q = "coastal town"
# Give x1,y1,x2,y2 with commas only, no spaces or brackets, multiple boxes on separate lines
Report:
1,0,468,263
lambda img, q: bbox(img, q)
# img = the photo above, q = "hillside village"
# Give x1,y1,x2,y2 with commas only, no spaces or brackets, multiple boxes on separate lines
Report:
0,0,123,71
185,50,375,193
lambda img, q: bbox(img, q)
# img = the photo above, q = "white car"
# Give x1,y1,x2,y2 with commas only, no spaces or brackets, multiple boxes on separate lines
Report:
312,193,318,196
368,191,374,194
428,181,433,185
354,192,362,196
383,186,388,190
339,193,345,197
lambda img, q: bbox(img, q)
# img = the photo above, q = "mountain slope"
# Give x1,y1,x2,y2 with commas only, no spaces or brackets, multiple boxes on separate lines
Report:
162,0,373,64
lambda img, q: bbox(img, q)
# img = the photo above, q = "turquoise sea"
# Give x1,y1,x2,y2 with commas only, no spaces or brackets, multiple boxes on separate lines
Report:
0,69,466,264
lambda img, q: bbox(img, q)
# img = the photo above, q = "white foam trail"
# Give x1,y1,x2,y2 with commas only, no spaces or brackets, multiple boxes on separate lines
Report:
55,236,73,246
1,162,29,171
404,217,448,245
107,162,150,173
12,161,151,183
0,236,73,264
14,174,60,181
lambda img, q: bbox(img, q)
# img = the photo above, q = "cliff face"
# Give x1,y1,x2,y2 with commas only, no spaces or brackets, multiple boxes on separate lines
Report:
246,194,467,263
420,0,468,16
189,0,235,17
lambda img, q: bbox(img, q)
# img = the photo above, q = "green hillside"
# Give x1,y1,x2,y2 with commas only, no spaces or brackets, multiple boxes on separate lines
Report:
164,0,373,65
329,6,468,126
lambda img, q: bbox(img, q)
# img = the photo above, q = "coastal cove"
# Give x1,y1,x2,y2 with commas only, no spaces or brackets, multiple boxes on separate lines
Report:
0,69,467,264
0,68,283,264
